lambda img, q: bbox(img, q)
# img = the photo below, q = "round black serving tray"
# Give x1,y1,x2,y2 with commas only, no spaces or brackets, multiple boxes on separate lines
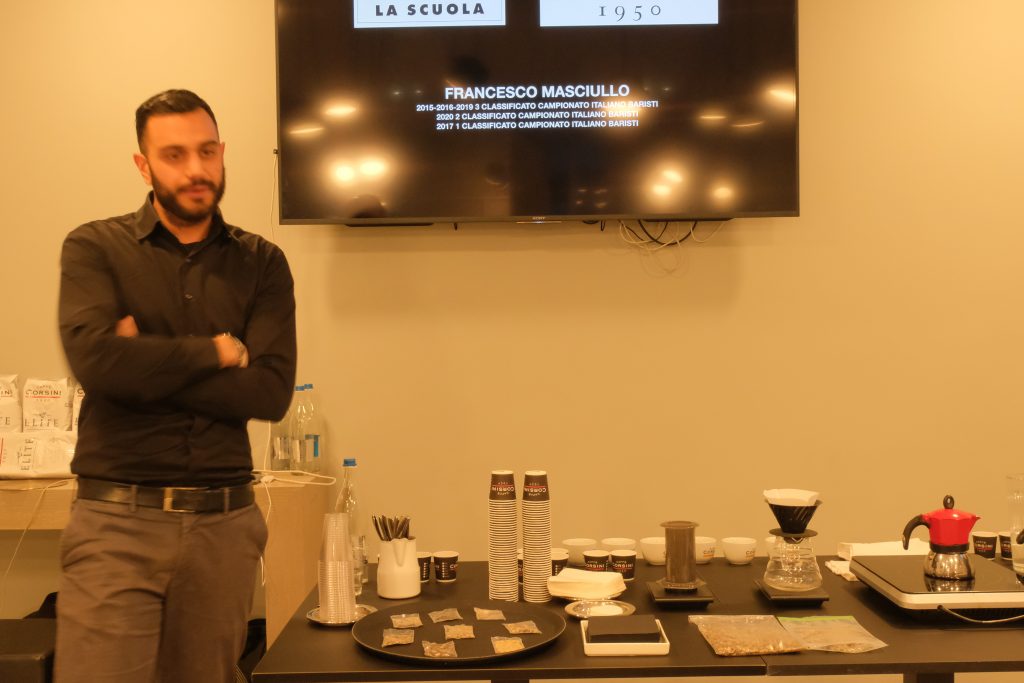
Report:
351,598,566,665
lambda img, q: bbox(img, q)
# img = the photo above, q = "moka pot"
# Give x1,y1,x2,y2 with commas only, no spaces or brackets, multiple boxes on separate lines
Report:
902,495,980,580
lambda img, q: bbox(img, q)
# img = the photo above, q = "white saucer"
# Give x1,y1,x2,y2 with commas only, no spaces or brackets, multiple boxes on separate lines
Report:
306,603,377,626
564,599,635,619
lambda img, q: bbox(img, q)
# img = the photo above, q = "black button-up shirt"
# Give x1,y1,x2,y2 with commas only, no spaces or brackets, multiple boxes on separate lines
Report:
59,196,297,486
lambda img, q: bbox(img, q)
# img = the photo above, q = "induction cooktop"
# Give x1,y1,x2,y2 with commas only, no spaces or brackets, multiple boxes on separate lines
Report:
851,555,1024,610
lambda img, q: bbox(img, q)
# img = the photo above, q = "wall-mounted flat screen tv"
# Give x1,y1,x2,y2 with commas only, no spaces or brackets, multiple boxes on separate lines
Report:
276,0,798,225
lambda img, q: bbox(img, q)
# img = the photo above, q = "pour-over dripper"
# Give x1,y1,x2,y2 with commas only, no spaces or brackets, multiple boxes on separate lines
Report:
768,500,822,536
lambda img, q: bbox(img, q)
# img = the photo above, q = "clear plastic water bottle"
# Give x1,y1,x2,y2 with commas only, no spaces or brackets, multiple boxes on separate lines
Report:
289,385,307,471
270,388,300,471
335,458,368,587
301,383,324,473
293,384,324,473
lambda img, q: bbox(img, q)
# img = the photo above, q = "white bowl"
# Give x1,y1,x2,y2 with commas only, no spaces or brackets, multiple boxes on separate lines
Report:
639,536,666,565
694,536,716,564
562,537,598,566
601,537,637,552
722,536,757,565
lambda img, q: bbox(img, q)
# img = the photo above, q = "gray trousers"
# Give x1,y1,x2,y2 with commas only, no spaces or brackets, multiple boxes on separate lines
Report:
55,498,267,683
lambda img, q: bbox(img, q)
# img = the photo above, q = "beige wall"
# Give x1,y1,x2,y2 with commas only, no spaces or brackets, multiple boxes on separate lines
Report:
2,3,1023,679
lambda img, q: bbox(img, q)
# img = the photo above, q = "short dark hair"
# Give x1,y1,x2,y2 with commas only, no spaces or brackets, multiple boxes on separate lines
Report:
135,89,218,150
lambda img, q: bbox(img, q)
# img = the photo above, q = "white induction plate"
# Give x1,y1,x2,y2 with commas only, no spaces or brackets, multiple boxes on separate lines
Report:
851,556,1024,610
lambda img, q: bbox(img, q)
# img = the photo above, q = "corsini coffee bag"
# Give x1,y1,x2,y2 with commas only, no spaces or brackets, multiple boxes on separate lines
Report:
72,382,85,432
23,377,73,431
0,431,76,478
0,374,19,433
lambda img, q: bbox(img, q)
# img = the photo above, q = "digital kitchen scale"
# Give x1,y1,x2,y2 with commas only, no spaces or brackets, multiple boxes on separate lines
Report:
851,555,1024,619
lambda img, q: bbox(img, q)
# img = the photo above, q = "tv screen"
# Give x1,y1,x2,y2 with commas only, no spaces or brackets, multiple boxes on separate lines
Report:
276,0,798,225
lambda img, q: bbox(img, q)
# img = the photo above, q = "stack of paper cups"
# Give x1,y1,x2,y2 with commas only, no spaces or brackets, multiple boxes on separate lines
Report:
319,512,357,623
521,470,552,603
488,470,519,601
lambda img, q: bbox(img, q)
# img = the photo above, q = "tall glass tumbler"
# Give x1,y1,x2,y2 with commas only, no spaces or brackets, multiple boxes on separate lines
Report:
1007,474,1024,575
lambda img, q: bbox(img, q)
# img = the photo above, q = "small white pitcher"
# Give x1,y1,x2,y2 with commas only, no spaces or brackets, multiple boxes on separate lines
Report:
377,538,421,599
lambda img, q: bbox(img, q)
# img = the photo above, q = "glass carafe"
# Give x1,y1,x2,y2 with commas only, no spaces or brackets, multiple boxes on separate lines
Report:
763,536,822,591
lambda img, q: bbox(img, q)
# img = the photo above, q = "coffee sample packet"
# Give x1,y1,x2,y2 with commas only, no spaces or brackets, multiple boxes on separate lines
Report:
421,641,457,658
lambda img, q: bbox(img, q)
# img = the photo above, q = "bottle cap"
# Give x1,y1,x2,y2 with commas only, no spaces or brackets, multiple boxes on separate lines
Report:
295,385,304,391
343,458,357,467
306,383,314,389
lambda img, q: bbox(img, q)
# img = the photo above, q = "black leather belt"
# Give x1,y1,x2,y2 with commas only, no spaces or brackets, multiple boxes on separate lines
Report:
76,478,255,513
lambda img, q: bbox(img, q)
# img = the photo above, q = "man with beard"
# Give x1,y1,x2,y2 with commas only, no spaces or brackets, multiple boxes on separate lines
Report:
55,89,296,683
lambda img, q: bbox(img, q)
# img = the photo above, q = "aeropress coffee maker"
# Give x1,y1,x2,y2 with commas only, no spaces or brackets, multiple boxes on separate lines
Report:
760,489,826,599
646,521,715,605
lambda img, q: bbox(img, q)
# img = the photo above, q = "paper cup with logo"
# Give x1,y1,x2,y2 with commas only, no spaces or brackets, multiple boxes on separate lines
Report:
416,551,432,581
972,531,997,559
999,531,1013,559
610,549,637,581
522,471,550,502
551,548,569,575
583,549,610,572
433,550,459,582
489,470,516,501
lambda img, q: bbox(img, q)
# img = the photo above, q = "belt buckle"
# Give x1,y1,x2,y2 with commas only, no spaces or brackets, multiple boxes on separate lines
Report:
162,486,203,513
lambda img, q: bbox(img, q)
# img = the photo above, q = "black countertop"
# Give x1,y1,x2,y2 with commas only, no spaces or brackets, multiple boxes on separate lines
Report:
254,558,1024,682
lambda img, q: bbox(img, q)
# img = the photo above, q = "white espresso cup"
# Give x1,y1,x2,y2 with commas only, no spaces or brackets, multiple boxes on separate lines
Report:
562,538,597,566
722,537,757,565
639,536,666,565
694,536,716,564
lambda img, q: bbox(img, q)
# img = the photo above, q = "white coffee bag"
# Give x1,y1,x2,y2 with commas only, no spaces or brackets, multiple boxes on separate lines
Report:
72,382,85,433
23,377,73,431
0,374,19,433
0,431,76,478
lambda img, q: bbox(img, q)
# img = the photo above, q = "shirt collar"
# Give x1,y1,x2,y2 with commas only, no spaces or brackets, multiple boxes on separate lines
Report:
132,192,235,242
